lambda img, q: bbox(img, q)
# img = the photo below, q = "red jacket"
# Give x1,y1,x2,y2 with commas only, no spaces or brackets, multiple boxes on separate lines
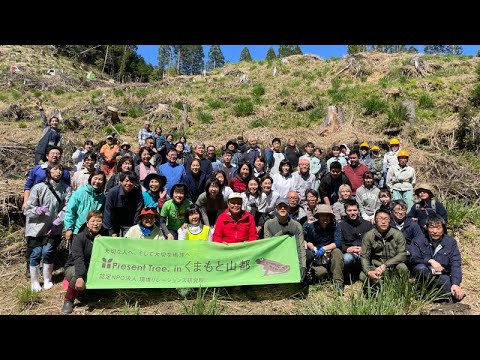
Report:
213,209,259,243
229,175,248,193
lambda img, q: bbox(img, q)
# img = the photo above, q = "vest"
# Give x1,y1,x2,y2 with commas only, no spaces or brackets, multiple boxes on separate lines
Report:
185,225,210,241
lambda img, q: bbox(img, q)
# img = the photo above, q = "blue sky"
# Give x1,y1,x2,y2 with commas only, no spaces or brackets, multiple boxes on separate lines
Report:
137,45,480,66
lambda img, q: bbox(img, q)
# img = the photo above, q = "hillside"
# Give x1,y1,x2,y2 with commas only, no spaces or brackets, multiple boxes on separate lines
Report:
0,45,479,315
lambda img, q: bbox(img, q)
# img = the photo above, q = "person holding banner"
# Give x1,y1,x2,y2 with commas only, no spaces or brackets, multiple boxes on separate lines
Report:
213,192,259,300
264,198,306,281
178,204,212,241
124,207,166,239
213,193,258,244
62,210,108,314
303,204,344,294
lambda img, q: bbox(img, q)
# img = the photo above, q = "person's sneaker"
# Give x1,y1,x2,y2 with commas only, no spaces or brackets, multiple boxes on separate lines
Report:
61,300,74,315
241,286,257,301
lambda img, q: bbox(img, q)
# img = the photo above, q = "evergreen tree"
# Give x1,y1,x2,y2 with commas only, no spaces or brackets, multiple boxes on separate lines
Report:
424,45,449,54
206,45,225,71
265,47,277,61
157,45,172,75
448,45,463,55
424,45,463,55
347,45,368,54
278,45,302,58
191,45,205,75
239,47,253,62
407,46,419,53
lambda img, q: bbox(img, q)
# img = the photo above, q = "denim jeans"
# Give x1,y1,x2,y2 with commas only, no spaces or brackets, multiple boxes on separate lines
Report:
343,252,361,280
30,242,54,266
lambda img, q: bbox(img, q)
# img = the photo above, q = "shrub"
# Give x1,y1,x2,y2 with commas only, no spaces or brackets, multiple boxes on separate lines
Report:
197,110,213,124
252,83,265,97
127,106,144,118
470,83,480,107
207,98,226,109
418,93,434,109
16,287,41,311
233,98,254,117
112,89,124,97
362,96,388,116
135,88,150,97
53,88,65,95
248,118,267,128
386,102,407,127
182,287,224,315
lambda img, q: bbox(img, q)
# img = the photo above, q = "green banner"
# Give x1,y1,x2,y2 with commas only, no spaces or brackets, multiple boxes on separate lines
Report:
86,235,301,289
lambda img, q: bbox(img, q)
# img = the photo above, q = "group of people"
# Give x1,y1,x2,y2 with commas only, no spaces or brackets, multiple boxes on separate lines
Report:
22,102,466,314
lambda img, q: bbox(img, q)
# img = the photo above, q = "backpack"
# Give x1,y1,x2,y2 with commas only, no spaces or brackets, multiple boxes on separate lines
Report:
415,199,436,212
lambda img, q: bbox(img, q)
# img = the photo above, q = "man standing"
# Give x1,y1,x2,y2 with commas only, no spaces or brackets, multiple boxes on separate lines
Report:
343,150,369,198
138,120,155,147
34,100,62,165
284,137,302,170
300,142,324,179
264,137,285,176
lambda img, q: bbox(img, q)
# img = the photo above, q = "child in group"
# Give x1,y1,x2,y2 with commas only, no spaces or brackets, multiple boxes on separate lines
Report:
178,204,212,241
24,163,71,292
61,210,108,314
124,207,166,239
160,183,192,239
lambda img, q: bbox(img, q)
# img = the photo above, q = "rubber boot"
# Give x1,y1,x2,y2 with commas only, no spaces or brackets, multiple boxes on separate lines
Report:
30,265,42,292
61,286,78,315
43,263,54,290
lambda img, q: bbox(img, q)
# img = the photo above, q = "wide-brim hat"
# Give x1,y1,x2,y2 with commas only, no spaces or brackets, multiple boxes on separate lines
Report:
121,141,131,148
414,183,434,197
143,173,167,190
314,204,334,218
139,207,160,218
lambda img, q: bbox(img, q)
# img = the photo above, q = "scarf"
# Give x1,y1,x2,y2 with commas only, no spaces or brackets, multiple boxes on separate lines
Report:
140,224,153,237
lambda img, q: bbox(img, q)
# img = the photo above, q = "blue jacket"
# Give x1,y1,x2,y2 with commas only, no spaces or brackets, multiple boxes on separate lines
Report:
24,163,71,190
303,220,341,248
391,217,424,253
158,161,185,195
410,234,462,286
408,199,448,229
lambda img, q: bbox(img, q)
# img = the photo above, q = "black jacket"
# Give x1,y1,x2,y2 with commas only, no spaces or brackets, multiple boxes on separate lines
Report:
64,225,109,279
339,216,373,252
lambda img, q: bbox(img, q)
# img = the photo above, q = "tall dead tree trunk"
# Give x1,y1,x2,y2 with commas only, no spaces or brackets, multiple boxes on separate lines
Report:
182,103,188,132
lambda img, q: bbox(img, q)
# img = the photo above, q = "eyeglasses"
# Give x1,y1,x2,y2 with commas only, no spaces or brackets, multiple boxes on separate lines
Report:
376,217,390,222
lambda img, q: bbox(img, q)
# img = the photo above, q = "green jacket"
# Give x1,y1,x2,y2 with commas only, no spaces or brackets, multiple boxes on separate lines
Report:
361,227,407,272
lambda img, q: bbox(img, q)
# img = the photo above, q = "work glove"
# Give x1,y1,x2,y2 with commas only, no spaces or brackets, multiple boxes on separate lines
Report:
36,205,49,215
52,218,62,226
315,247,325,258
